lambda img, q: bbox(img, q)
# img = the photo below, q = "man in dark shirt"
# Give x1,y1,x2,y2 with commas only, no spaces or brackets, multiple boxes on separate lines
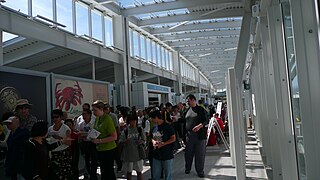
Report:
3,115,29,179
150,110,176,180
184,94,208,178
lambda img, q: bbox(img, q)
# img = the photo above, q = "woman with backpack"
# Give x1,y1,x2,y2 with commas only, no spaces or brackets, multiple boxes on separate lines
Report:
119,114,146,180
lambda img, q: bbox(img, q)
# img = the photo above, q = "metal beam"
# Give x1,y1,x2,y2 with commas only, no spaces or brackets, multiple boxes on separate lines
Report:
169,37,239,46
160,29,240,41
121,0,241,16
138,8,244,27
177,43,238,51
151,20,242,34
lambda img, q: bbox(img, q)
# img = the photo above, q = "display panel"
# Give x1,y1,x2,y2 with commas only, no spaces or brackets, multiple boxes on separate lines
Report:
54,77,108,118
0,70,48,121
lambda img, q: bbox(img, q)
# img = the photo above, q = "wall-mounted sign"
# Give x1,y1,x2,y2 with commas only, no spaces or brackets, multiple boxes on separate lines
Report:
147,84,169,93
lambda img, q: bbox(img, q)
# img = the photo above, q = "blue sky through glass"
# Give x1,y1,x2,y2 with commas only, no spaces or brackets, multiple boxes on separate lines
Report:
2,32,18,43
33,0,53,19
76,2,89,36
57,0,73,32
92,10,103,42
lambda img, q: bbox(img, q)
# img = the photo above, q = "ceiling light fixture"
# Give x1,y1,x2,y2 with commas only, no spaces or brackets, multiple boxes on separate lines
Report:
168,21,189,30
210,70,220,73
198,53,213,57
212,82,222,85
224,47,237,51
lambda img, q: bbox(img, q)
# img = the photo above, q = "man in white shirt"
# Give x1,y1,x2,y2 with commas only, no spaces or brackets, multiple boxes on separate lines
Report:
75,103,94,132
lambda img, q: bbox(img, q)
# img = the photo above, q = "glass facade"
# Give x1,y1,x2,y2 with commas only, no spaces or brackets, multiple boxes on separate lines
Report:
3,0,113,47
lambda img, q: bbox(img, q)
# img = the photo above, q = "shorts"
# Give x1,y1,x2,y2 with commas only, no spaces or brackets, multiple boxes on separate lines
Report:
122,160,144,173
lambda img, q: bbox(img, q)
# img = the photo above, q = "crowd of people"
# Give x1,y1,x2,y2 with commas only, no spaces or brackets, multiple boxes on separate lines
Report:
0,95,228,180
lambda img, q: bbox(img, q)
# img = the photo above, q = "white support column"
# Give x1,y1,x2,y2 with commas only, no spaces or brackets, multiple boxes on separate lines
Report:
52,0,57,26
138,33,141,58
113,15,130,106
234,12,251,84
72,0,76,34
260,14,282,179
226,71,235,166
228,67,246,180
173,52,182,103
250,57,262,144
257,48,273,167
144,36,147,62
92,57,96,80
0,29,3,66
197,69,201,93
290,0,320,178
28,0,32,16
88,4,92,38
267,4,299,179
102,13,106,46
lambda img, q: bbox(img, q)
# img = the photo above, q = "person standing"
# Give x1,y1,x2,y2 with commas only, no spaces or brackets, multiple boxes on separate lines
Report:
23,121,69,180
150,110,176,180
119,114,146,180
78,109,98,180
75,103,93,132
3,115,29,180
184,94,208,178
92,100,117,180
14,99,37,132
48,109,73,180
103,103,122,172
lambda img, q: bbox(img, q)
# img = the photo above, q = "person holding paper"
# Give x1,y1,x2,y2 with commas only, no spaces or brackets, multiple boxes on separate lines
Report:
92,100,117,180
47,109,73,179
78,109,98,180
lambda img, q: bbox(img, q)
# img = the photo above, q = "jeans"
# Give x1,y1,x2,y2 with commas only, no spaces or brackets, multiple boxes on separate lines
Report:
152,158,173,180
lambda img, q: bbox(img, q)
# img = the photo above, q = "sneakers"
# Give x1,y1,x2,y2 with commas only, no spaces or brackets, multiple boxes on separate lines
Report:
185,170,190,174
198,173,205,178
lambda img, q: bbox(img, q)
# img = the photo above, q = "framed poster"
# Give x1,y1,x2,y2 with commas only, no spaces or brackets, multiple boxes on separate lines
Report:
52,74,109,119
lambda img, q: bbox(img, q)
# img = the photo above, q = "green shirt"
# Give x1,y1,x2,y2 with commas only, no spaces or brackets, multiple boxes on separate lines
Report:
94,114,117,151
